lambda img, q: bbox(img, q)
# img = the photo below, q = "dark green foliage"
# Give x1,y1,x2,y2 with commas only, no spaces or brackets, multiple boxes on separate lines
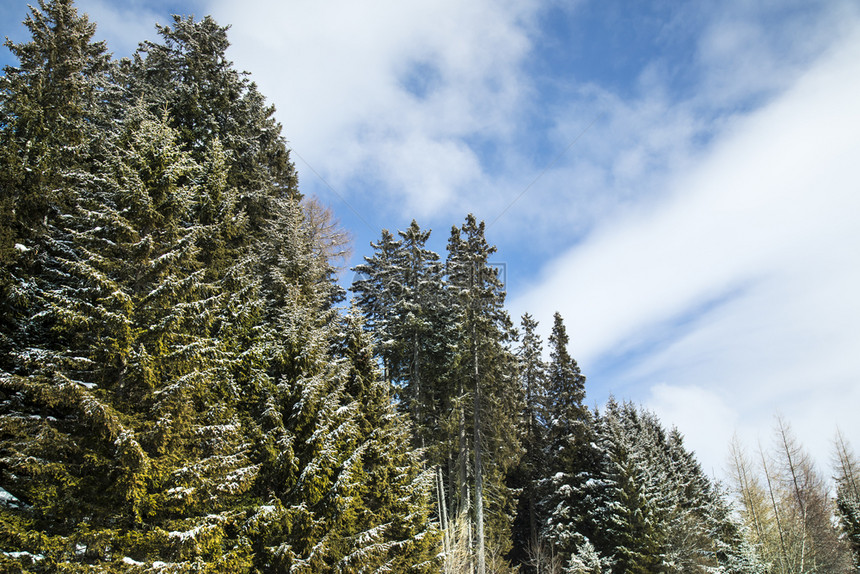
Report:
540,312,598,567
0,0,114,376
352,215,524,571
244,195,439,571
0,0,113,225
351,220,452,450
391,221,452,450
128,15,297,226
0,3,436,572
445,215,522,573
546,312,588,449
509,313,549,571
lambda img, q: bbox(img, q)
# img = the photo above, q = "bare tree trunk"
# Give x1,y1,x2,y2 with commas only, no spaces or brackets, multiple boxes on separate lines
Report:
457,379,473,573
776,417,809,572
835,428,860,501
413,332,421,441
448,450,457,521
473,328,486,574
525,364,538,553
458,378,468,515
760,444,789,574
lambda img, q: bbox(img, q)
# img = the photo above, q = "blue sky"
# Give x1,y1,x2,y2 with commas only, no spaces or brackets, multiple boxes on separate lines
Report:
3,0,860,477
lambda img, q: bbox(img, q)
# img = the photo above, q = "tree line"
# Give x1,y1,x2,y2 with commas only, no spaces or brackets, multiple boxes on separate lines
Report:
1,1,858,572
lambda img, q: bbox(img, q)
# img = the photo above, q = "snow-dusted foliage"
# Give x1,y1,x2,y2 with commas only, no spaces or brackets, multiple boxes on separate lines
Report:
0,3,436,572
508,313,551,569
549,400,761,574
3,3,853,574
351,220,452,447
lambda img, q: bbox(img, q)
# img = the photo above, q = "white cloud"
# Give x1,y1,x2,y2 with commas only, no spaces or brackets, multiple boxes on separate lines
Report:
692,0,860,110
207,0,537,218
504,87,704,234
510,22,860,477
646,383,738,477
487,0,860,252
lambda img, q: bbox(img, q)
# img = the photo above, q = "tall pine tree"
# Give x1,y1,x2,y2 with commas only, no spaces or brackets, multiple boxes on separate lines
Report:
0,0,114,379
510,313,550,572
445,214,521,573
542,312,596,565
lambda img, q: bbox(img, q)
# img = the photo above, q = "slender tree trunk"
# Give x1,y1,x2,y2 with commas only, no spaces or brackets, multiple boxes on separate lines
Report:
459,377,468,512
437,465,451,572
413,333,420,424
761,445,789,574
777,419,808,572
448,450,457,520
457,376,474,574
472,322,486,574
474,434,485,574
527,377,538,550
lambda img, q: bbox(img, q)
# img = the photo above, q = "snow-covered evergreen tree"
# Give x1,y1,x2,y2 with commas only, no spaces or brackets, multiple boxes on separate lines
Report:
510,313,551,572
335,307,439,571
566,539,607,574
577,401,764,574
541,313,597,567
391,221,451,451
0,0,113,229
351,228,403,384
0,0,114,381
834,430,860,569
128,14,297,232
445,214,522,573
590,401,666,573
243,196,436,572
352,220,451,451
1,4,437,571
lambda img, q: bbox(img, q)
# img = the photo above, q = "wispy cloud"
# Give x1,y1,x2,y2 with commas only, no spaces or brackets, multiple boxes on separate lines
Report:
510,20,860,473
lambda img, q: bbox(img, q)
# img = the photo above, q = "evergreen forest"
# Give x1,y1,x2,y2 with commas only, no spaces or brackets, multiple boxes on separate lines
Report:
1,2,858,572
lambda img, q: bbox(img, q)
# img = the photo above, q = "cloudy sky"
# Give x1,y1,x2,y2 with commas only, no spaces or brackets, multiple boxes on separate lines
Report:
3,0,859,478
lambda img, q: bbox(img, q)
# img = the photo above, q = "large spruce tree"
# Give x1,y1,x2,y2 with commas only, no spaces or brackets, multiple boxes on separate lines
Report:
541,312,597,567
0,4,436,572
0,0,114,379
352,220,451,451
